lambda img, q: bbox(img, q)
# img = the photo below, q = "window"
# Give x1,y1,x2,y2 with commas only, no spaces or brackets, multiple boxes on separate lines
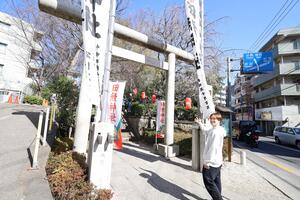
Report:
0,43,7,54
0,91,9,95
287,128,294,135
281,127,287,133
294,60,300,70
296,84,300,92
293,40,300,49
275,127,282,132
294,128,300,135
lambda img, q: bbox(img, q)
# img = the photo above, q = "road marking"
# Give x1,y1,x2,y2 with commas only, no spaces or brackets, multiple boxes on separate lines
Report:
261,157,295,174
0,115,10,121
234,141,297,174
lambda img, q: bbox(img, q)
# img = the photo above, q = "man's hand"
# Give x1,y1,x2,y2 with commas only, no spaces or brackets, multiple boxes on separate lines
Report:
194,117,203,126
203,164,210,169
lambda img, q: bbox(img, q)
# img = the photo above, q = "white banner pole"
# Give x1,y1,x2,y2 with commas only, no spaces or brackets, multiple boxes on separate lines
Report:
185,0,215,119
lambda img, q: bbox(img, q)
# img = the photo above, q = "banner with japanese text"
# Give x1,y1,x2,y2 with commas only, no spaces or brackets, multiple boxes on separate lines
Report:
156,100,166,133
185,0,215,119
108,81,126,140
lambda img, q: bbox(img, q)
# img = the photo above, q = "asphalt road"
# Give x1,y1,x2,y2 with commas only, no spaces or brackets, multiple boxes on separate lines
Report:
234,137,300,199
0,103,52,200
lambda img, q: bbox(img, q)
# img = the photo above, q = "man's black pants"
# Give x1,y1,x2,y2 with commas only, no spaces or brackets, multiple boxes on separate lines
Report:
202,166,223,200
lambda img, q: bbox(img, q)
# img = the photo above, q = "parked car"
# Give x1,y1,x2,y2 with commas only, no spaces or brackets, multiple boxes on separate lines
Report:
232,120,256,141
273,126,300,149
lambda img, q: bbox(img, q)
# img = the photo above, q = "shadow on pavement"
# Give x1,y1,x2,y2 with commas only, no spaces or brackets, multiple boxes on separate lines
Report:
116,143,194,172
139,168,205,200
12,110,40,129
27,147,33,167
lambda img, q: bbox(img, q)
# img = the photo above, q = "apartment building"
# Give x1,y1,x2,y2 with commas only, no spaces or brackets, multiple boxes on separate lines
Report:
0,11,42,103
214,86,227,107
253,27,300,135
233,75,254,121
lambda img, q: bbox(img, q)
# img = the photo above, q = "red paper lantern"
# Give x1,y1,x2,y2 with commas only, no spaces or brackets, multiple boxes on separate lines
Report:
141,91,146,100
151,94,156,104
185,97,192,110
133,88,138,95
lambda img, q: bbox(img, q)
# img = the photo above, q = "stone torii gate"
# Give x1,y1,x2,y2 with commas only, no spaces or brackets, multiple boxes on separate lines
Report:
38,0,207,189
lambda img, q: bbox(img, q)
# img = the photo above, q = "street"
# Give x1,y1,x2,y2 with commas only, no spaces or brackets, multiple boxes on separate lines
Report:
234,136,300,200
0,103,52,200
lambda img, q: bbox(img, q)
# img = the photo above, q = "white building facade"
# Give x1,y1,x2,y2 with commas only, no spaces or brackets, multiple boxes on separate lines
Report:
0,11,42,103
214,86,227,107
233,75,254,121
253,27,300,135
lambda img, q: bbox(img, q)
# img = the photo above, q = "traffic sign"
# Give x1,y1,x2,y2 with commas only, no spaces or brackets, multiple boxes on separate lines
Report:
242,52,273,74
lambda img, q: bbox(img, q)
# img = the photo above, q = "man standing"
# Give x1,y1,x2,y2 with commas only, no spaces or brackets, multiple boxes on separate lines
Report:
198,112,226,200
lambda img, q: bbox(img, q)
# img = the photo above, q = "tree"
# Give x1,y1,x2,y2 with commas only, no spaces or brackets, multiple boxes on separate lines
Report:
43,76,79,135
110,4,226,106
4,0,129,95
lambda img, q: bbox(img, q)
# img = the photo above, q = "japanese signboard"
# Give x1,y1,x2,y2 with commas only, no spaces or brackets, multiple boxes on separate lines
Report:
108,81,126,130
243,52,273,74
185,0,215,119
156,100,166,133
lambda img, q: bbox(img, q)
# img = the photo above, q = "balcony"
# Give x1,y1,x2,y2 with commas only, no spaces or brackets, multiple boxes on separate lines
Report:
254,83,300,102
252,73,276,88
255,105,300,121
278,62,300,75
235,113,253,121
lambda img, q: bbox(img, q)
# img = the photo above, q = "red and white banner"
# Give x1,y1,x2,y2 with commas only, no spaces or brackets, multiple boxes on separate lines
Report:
156,100,166,132
108,81,126,127
185,0,215,119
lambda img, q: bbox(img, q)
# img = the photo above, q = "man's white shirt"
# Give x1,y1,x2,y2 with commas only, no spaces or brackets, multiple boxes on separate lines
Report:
200,123,226,168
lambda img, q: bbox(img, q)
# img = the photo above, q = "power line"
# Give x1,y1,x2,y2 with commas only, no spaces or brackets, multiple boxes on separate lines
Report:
249,0,290,51
250,0,299,51
253,0,299,51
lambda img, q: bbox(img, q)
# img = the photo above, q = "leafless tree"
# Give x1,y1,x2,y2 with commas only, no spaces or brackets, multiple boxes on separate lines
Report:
110,4,227,103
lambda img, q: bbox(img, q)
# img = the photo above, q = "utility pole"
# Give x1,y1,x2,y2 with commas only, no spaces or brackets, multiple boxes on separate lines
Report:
226,57,232,162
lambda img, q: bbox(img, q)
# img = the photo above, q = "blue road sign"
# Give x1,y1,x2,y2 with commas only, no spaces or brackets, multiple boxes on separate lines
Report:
242,52,273,73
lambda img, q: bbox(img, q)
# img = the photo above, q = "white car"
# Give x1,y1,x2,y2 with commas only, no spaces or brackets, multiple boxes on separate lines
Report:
273,126,300,149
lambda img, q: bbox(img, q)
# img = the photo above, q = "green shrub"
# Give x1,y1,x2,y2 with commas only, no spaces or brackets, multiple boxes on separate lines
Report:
52,137,74,154
46,138,113,200
46,76,79,136
23,95,43,105
130,102,146,117
142,130,163,144
147,103,157,116
174,106,198,121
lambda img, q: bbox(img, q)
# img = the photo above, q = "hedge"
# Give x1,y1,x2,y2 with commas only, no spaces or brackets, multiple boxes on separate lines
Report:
23,95,43,105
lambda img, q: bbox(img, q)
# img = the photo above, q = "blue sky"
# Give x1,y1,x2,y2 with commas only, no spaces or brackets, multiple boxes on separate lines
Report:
1,0,300,57
128,0,300,55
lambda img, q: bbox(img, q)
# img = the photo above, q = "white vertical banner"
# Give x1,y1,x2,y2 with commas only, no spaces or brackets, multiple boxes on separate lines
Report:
156,100,166,132
185,0,215,119
92,0,113,120
107,81,126,131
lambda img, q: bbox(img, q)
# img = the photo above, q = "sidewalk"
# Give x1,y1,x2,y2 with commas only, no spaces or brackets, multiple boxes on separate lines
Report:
111,141,290,200
0,104,53,200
